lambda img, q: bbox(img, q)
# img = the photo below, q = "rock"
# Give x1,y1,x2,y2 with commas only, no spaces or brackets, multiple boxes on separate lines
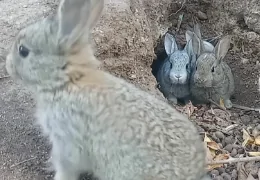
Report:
197,10,208,20
224,144,233,153
241,115,251,124
215,131,225,140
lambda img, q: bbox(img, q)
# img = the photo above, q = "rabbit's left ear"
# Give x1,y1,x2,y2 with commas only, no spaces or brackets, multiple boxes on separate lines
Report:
184,30,194,58
214,35,231,64
57,0,104,51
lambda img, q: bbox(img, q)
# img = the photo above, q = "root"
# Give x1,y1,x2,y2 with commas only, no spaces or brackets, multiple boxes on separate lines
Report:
208,156,260,165
209,99,231,116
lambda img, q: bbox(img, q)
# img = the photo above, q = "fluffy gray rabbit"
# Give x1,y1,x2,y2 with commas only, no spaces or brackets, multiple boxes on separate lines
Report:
188,32,235,109
156,33,193,105
5,0,210,180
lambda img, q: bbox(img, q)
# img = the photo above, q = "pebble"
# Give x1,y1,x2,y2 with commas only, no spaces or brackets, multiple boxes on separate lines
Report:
197,10,208,20
213,176,224,180
211,169,220,176
224,144,233,153
241,115,251,124
231,170,238,179
217,167,226,174
221,173,231,180
237,148,244,154
215,131,225,140
230,148,237,157
224,136,234,144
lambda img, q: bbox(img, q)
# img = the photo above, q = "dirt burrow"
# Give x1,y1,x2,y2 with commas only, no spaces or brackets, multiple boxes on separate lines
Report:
0,0,260,180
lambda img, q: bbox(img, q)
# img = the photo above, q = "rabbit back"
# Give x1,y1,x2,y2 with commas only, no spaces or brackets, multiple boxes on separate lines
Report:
37,70,207,180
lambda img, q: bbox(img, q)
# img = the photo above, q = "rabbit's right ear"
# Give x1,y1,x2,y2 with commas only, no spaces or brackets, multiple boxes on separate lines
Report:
214,35,231,64
184,30,194,57
57,0,104,51
164,33,178,55
191,33,202,56
193,23,202,39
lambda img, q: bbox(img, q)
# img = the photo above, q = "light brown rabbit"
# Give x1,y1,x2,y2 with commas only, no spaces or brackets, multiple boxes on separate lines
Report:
5,0,210,180
189,32,235,109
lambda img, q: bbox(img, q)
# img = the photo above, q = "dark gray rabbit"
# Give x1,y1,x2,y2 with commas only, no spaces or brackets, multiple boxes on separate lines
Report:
188,32,235,109
5,0,210,179
156,33,193,105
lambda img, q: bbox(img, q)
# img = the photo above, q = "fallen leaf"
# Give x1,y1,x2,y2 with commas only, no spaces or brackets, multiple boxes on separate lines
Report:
248,152,260,157
214,153,230,161
207,141,221,151
254,136,260,146
204,133,212,143
242,129,255,147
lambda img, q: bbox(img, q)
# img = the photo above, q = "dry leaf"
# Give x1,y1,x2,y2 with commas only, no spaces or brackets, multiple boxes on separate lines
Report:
242,129,255,147
207,141,221,151
248,152,260,157
219,98,226,109
214,153,230,161
254,136,260,146
204,133,212,143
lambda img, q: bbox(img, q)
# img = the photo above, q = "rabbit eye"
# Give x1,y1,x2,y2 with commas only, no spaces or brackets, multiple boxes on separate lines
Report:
211,66,215,73
186,64,189,69
195,66,197,70
170,63,173,69
18,45,29,58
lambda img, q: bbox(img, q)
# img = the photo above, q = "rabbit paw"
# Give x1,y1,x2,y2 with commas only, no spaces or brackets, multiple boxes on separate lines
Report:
54,171,79,180
224,99,233,109
167,96,178,105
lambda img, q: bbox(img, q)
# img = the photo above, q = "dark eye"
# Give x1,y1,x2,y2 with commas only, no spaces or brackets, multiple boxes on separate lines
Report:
211,66,215,73
170,63,173,69
195,66,197,70
186,64,189,69
18,45,30,58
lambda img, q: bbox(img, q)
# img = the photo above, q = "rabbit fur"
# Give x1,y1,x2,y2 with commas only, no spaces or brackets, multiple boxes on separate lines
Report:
188,31,235,109
156,33,194,105
5,0,209,180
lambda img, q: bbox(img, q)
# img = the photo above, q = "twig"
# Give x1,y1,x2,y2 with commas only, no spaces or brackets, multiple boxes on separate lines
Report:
208,156,260,165
232,104,260,112
0,75,10,79
10,157,37,168
209,99,231,116
169,0,187,16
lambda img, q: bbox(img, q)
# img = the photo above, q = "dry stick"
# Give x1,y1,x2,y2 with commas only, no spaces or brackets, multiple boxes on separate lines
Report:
208,156,260,165
169,0,186,16
232,103,260,112
10,157,37,168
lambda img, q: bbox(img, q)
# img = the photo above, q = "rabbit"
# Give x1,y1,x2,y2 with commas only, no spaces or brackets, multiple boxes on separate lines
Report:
188,32,235,109
5,0,210,180
156,32,194,105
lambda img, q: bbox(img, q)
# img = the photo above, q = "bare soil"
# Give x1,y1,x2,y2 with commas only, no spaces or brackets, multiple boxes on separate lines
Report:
0,0,260,180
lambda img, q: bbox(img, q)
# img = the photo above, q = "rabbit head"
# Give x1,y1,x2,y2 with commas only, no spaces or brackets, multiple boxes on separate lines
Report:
191,33,231,88
164,33,192,84
6,0,104,91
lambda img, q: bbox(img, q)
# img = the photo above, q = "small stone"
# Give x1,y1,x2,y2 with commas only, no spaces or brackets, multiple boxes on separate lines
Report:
211,169,220,176
237,148,244,154
224,144,233,153
230,148,237,157
224,136,234,144
197,10,208,20
129,74,137,79
241,57,249,64
241,115,251,124
215,131,225,140
221,173,231,180
217,167,226,174
23,5,28,8
231,170,238,179
213,176,224,180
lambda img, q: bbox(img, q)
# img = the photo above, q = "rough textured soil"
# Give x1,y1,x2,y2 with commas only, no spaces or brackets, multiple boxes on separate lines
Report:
1,0,260,180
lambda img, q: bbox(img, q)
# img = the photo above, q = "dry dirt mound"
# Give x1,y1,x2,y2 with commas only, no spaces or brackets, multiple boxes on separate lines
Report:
0,0,260,180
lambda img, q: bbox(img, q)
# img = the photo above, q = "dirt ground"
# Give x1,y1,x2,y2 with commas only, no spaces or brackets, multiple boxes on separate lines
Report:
0,0,260,180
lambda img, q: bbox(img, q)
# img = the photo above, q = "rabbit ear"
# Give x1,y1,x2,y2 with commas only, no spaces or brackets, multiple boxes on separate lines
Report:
57,0,104,50
214,35,231,63
193,23,202,39
191,33,202,56
184,31,194,58
164,33,178,55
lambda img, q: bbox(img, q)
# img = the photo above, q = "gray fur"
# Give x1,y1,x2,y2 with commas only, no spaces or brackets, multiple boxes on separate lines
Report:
189,33,235,109
6,0,209,179
157,33,193,104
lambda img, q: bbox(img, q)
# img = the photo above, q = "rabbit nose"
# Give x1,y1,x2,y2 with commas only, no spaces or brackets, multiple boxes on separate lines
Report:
175,75,181,79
